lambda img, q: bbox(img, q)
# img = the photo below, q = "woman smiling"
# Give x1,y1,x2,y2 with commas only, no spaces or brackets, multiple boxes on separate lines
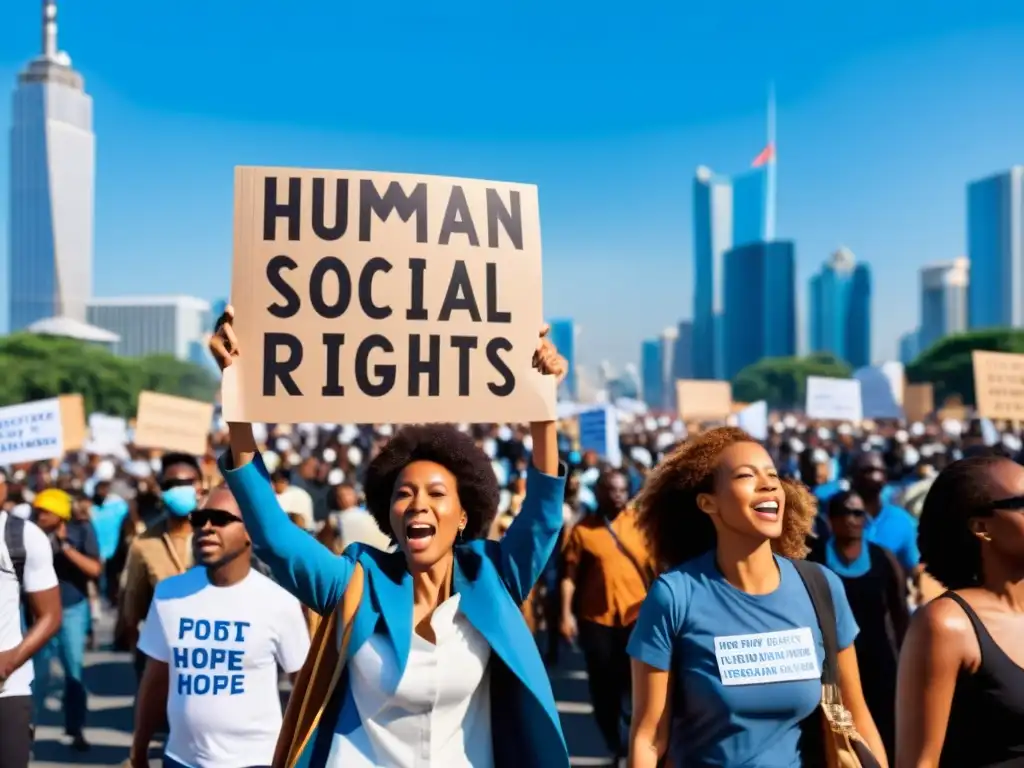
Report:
626,427,885,768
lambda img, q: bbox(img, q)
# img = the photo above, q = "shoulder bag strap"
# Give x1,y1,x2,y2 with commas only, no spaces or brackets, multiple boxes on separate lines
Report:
601,516,653,588
789,558,839,686
276,562,366,768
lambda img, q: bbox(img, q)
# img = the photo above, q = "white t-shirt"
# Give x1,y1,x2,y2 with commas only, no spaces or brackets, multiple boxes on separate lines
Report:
0,511,58,698
276,486,315,531
137,567,311,768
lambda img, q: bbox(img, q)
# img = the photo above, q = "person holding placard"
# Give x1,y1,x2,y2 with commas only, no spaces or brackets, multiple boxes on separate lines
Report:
208,306,571,768
627,427,886,768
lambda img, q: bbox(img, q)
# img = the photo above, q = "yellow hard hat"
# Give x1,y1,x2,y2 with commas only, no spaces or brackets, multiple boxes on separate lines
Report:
34,488,73,521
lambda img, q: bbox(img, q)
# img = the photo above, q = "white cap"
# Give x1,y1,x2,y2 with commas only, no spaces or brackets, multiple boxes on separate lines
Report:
327,467,345,486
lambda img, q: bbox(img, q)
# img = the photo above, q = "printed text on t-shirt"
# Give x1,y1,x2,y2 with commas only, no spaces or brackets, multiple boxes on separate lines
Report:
173,617,251,696
713,628,819,686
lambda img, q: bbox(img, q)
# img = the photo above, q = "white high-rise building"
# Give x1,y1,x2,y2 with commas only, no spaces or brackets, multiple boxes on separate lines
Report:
9,0,95,331
918,257,969,352
87,296,212,361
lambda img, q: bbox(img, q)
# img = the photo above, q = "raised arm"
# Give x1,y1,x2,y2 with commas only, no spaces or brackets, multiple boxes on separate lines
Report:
492,422,566,602
219,429,355,616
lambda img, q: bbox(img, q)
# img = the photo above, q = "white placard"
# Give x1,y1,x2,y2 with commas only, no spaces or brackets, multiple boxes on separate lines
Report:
0,399,65,466
86,413,130,458
805,376,863,422
737,400,769,440
714,628,820,686
854,366,902,420
578,406,622,468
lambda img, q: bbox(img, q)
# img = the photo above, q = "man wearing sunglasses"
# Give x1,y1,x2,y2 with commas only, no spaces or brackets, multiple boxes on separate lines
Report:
130,486,309,768
118,453,203,682
808,489,909,763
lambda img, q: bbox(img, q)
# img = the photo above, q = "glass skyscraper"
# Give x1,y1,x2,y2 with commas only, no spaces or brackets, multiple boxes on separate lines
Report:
808,248,872,368
723,241,797,380
967,167,1023,330
641,338,664,410
918,258,969,353
692,167,732,381
732,167,770,248
547,318,578,401
8,0,95,332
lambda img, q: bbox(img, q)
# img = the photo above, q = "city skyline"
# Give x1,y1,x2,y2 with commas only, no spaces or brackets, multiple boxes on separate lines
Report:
3,1,1024,370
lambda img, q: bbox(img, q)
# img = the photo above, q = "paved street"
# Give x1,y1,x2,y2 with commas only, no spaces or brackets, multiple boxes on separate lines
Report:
31,613,612,767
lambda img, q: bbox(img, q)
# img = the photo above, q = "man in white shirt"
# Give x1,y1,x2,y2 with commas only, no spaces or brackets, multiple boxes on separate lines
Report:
270,470,315,532
0,503,62,768
129,486,310,768
330,483,392,551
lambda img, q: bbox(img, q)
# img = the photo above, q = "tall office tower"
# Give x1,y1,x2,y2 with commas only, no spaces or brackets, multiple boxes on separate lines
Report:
692,166,733,381
898,330,920,365
918,257,969,353
967,167,1024,330
808,247,872,368
640,338,665,409
723,241,797,380
659,326,679,411
87,296,212,360
547,318,579,401
8,0,95,331
672,320,694,381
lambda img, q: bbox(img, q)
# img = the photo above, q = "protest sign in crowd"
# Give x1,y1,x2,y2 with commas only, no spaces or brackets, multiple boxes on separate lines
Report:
2,168,1024,768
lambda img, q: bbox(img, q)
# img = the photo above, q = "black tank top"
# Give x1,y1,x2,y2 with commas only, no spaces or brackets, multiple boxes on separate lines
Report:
939,592,1024,767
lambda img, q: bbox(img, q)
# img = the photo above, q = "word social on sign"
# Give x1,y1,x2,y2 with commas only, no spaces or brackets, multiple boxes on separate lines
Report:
224,167,556,424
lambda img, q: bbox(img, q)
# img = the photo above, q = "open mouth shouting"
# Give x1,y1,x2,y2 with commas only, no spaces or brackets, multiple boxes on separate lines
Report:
405,521,437,553
752,500,781,522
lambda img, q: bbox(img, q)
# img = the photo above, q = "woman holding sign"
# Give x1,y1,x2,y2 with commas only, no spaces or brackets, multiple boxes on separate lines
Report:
626,427,886,768
209,306,570,768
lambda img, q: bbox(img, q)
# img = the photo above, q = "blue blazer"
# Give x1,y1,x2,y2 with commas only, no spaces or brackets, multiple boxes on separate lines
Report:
220,452,571,768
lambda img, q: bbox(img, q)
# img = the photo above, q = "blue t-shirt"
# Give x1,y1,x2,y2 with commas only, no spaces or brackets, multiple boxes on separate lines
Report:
627,551,859,768
863,503,919,572
91,497,130,562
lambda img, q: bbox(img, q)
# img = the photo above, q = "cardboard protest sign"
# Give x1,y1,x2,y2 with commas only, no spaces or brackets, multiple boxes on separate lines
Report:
0,394,85,466
972,350,1024,421
676,380,732,421
223,167,555,425
133,391,214,457
902,383,934,423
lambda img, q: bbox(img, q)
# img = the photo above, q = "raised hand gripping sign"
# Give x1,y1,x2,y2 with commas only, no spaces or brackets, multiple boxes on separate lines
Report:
224,167,556,425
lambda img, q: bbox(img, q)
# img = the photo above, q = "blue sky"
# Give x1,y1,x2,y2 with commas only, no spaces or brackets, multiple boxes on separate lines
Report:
2,1,1024,372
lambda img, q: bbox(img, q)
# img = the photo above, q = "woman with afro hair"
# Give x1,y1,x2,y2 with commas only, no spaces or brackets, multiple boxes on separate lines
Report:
209,307,570,768
896,454,1024,768
626,427,885,767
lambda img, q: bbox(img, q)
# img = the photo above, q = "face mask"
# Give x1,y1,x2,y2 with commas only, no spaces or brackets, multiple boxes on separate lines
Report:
162,486,198,517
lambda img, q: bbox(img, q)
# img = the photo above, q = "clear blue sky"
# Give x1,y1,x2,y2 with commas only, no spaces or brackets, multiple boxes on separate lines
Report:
2,0,1024,371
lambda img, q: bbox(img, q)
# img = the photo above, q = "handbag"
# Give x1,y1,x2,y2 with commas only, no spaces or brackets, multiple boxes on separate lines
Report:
273,563,366,768
790,559,882,768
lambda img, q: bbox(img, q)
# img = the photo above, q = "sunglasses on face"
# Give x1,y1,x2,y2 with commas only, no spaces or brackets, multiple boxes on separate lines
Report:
831,508,866,519
987,496,1024,513
189,508,242,529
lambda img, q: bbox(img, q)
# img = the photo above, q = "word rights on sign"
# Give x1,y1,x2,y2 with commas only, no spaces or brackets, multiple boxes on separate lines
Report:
714,628,820,686
225,167,557,425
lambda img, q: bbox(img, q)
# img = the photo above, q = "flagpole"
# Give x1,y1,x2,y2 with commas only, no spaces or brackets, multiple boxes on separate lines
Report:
765,82,777,241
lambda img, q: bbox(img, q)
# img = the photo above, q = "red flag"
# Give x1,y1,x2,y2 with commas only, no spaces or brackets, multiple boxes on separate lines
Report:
752,143,775,167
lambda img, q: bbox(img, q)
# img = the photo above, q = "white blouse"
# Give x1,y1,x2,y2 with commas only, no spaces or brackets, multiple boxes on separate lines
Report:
326,593,494,767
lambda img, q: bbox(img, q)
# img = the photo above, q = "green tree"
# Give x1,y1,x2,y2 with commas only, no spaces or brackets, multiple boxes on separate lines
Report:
905,328,1024,406
732,352,853,410
0,333,218,416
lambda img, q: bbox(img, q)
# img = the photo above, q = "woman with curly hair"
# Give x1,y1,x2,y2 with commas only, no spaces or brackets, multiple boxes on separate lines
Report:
208,308,570,768
895,455,1024,768
627,427,885,768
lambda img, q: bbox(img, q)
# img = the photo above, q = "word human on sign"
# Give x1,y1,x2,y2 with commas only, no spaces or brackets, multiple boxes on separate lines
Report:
714,628,820,687
225,167,556,425
172,617,250,697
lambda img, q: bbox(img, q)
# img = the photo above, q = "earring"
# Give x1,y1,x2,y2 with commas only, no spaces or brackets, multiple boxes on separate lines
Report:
457,524,466,544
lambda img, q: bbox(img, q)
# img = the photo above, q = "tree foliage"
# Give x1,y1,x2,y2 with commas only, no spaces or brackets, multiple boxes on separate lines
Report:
0,333,218,416
905,328,1024,406
732,352,853,410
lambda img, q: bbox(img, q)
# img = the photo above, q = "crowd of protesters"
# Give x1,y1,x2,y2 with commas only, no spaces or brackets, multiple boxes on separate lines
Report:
2,322,1024,767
